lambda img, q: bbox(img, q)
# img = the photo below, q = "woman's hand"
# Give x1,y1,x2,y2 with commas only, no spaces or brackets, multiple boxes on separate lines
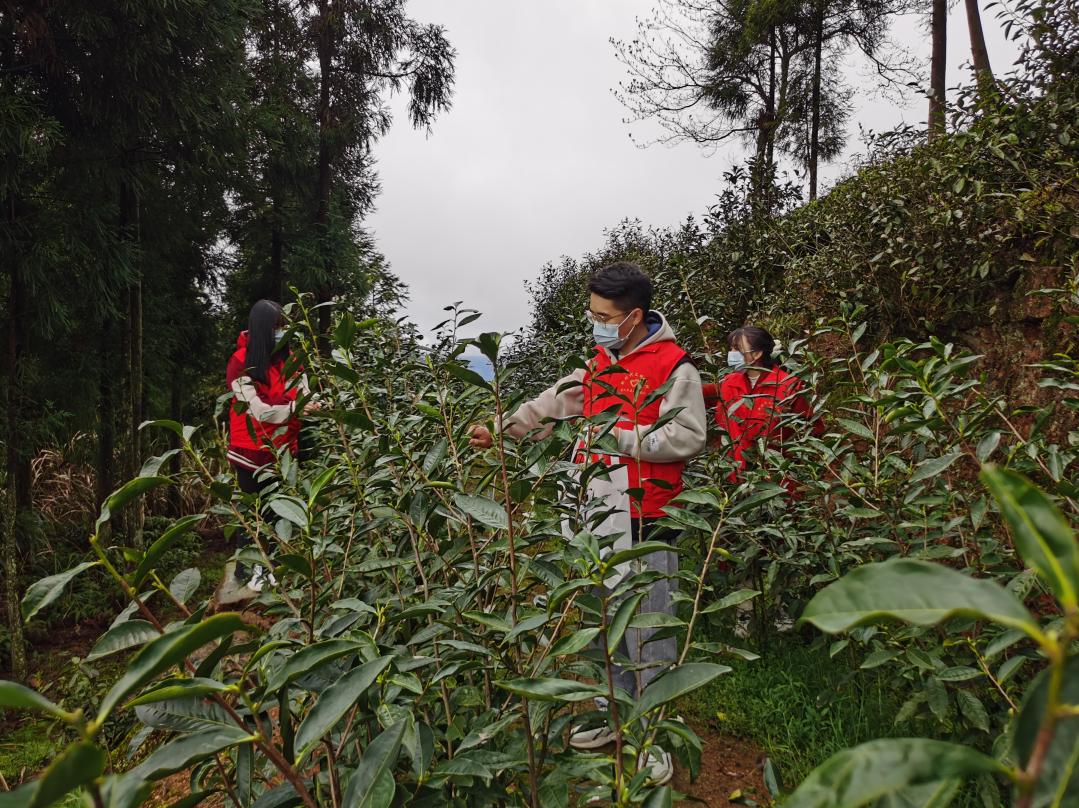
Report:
469,425,493,448
302,399,324,415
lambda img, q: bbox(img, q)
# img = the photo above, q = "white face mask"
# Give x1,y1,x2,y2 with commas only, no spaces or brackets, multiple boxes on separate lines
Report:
591,312,633,350
274,329,287,342
727,350,746,368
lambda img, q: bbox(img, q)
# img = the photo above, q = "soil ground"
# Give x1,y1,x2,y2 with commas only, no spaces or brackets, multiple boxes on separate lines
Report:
675,726,768,806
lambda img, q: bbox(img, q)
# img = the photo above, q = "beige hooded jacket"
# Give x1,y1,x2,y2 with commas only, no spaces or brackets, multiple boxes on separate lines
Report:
502,311,708,463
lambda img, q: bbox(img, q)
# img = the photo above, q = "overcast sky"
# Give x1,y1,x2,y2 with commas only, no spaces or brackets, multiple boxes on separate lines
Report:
367,0,1022,343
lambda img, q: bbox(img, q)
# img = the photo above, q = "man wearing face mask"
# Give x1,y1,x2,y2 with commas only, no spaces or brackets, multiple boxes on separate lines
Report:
470,263,707,784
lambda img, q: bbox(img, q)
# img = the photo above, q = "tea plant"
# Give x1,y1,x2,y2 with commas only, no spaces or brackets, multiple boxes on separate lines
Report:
1,304,751,807
785,467,1079,807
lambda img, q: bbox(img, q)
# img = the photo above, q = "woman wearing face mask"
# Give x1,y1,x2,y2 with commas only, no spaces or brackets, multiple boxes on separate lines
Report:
714,325,822,486
469,263,707,785
218,299,320,604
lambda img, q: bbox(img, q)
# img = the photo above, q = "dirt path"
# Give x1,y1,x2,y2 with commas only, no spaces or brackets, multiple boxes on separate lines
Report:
675,723,769,806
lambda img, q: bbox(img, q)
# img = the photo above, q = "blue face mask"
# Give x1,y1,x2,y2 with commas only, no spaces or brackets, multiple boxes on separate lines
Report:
274,329,287,342
592,312,632,350
727,350,746,368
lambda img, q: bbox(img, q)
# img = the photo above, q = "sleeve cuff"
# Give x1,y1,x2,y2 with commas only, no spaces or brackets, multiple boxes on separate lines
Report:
616,426,640,457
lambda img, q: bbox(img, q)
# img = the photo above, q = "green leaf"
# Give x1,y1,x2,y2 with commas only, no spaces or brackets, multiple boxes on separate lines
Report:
422,438,449,475
96,476,171,531
22,561,98,622
1014,655,1079,807
462,611,512,633
837,418,875,441
96,613,245,725
981,467,1079,610
29,741,107,808
975,432,1002,462
130,515,206,588
700,589,760,615
629,612,686,630
800,560,1042,640
294,656,394,764
547,627,601,657
0,680,74,721
341,720,408,808
936,667,982,682
608,592,646,651
169,568,201,604
641,785,673,808
784,738,1006,808
910,452,962,484
861,649,902,669
877,780,961,807
629,663,731,722
139,448,181,479
0,784,36,808
606,541,679,568
956,690,990,733
444,361,492,391
729,485,787,516
128,726,255,781
263,639,362,694
502,613,549,645
127,678,232,707
86,620,159,662
495,678,606,702
457,713,520,752
269,498,309,530
453,494,508,530
926,678,950,722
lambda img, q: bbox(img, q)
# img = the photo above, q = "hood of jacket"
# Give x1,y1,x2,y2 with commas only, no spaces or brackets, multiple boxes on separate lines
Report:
602,310,678,360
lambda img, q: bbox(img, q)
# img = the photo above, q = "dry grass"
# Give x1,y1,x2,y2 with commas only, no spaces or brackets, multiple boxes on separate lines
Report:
30,432,217,525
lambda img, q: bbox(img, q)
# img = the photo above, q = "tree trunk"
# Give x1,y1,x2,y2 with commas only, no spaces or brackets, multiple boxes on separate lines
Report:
271,203,283,302
809,0,824,200
752,27,779,209
130,195,144,544
929,0,947,140
964,0,995,98
270,1,285,303
168,371,183,515
315,0,334,342
4,194,28,682
96,319,115,509
117,181,144,546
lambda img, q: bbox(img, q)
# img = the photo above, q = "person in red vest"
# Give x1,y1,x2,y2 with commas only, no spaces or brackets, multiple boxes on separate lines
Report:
218,299,320,605
470,263,707,785
712,325,822,487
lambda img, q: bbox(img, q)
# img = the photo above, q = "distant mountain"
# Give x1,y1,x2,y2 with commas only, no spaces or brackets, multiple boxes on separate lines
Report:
465,354,494,380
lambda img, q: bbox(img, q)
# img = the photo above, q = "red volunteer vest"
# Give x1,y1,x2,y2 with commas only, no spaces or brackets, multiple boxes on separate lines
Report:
227,332,300,456
578,340,688,519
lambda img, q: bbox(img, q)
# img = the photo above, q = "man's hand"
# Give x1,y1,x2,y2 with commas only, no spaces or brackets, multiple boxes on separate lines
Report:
469,425,493,448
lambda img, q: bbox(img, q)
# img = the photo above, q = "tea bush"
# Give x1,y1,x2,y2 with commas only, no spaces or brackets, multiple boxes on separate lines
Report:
2,303,759,807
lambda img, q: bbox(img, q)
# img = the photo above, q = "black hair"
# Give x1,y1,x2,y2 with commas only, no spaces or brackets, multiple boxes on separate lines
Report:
245,299,284,384
728,325,777,368
586,262,653,314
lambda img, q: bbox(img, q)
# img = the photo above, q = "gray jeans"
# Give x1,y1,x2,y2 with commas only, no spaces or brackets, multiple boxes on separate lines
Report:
602,519,679,700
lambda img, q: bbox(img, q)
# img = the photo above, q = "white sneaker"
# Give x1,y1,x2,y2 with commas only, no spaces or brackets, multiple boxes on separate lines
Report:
246,565,278,593
216,561,256,606
569,724,618,750
638,745,673,786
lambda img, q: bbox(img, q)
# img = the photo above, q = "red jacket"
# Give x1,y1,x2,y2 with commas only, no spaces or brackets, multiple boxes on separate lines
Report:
578,341,689,518
226,331,300,468
712,365,822,482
